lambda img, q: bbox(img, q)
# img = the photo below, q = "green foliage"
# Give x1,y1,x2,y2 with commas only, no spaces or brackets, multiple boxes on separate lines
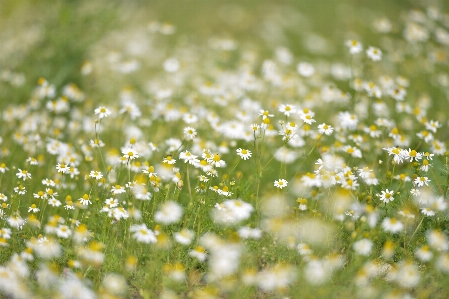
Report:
1,0,449,298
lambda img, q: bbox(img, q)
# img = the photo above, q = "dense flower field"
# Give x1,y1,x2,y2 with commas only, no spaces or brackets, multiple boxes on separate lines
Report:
1,1,449,298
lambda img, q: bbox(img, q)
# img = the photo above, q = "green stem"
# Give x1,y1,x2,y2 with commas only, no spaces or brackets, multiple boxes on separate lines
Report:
186,164,192,204
307,134,324,156
39,199,48,224
95,119,107,172
228,160,240,176
411,216,425,239
445,155,449,197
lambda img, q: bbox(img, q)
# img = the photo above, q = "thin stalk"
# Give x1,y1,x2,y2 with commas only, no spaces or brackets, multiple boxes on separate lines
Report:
307,133,324,156
411,216,425,239
186,163,193,204
228,160,240,176
445,155,449,197
94,120,107,172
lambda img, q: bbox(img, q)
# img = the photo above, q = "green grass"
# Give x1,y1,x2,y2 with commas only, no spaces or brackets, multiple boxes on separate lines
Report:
0,0,449,298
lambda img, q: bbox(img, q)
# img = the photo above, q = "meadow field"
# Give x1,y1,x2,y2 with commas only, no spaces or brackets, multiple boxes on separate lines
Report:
1,0,449,298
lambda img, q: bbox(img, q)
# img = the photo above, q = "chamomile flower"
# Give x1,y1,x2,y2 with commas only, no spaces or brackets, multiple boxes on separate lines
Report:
195,175,207,183
0,193,7,202
48,198,62,207
45,188,58,200
383,147,405,164
67,167,80,179
64,201,75,210
26,157,39,165
89,170,103,180
0,228,11,240
343,145,362,158
250,123,261,131
317,123,334,135
278,104,297,117
79,194,92,206
162,156,176,165
213,199,254,223
414,176,431,187
42,178,56,186
14,185,27,195
0,163,8,173
94,106,112,119
195,183,207,193
208,154,226,168
297,62,315,77
353,238,373,256
56,225,72,239
16,169,31,181
179,150,200,165
421,207,436,216
366,46,382,61
410,188,421,196
382,217,404,233
427,230,448,252
297,198,308,211
122,147,139,161
338,111,358,131
111,185,126,195
425,120,442,133
379,189,394,203
415,245,433,262
299,113,316,124
420,159,431,172
346,40,363,54
402,149,423,162
189,246,207,262
56,163,70,173
236,148,252,160
183,126,197,140
258,110,274,120
105,198,119,208
89,139,105,148
357,167,372,179
274,179,288,189
174,229,195,245
238,227,262,239
34,190,46,199
28,204,40,213
154,201,183,224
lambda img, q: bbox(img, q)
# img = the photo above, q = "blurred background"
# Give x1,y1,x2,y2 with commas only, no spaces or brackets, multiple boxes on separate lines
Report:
0,0,447,105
